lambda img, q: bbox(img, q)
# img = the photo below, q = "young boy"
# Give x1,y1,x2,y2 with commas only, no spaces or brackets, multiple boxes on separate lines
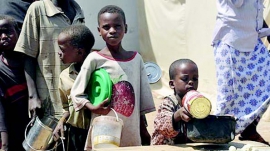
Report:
0,15,30,151
52,25,95,151
70,5,156,150
151,59,198,145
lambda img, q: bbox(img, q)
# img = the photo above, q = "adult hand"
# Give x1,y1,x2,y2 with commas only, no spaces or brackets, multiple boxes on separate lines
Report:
28,96,42,119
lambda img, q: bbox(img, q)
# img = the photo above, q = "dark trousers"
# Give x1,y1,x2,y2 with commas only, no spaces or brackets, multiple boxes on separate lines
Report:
66,125,88,151
5,100,30,151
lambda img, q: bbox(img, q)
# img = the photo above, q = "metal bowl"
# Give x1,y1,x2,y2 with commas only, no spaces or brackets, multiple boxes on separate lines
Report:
186,115,236,143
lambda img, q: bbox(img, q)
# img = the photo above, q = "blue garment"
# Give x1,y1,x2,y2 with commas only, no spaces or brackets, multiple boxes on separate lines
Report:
213,40,270,134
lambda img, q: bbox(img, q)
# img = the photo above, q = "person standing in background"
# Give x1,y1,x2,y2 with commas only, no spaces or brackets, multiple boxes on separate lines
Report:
14,0,85,120
212,0,270,145
0,0,37,31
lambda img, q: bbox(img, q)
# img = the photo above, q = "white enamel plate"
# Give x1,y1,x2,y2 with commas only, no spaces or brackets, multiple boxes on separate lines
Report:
144,62,162,84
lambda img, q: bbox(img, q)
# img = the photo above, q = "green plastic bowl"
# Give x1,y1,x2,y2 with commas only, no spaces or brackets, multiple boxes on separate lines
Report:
88,68,112,106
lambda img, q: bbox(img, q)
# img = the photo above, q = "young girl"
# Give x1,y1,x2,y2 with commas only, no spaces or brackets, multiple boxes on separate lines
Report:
70,5,156,150
0,15,30,151
151,59,197,145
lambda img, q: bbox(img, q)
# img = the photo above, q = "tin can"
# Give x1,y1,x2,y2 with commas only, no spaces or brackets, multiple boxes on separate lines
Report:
182,90,212,119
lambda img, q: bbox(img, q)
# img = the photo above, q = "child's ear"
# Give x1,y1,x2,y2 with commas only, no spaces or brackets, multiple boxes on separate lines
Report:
97,27,101,36
77,48,83,55
169,80,175,89
125,24,128,33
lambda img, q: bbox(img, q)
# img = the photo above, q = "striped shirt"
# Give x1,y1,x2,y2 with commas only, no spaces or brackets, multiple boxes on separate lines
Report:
14,0,85,117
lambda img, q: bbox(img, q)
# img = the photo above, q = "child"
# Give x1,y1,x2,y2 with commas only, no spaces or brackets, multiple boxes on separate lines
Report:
0,15,30,151
70,5,156,150
151,59,198,145
52,25,95,151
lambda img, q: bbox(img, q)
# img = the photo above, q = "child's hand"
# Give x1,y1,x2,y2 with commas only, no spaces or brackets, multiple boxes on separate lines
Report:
85,98,111,115
174,107,192,123
53,119,65,141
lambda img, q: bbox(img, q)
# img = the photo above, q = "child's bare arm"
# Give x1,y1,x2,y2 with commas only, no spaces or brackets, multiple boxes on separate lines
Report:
0,131,8,151
53,111,69,141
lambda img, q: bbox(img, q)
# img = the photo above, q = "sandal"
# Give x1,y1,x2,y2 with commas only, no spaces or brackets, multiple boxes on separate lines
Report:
239,132,270,146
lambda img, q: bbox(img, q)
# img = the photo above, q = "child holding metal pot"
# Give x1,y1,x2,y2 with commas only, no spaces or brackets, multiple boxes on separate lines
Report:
151,59,199,145
52,25,95,151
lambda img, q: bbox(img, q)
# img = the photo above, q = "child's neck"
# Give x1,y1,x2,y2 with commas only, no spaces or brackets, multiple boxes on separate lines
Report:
106,43,123,52
100,45,134,60
74,62,82,72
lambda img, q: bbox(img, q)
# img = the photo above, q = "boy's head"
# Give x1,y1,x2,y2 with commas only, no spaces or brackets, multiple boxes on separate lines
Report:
98,5,126,25
57,25,95,64
0,15,20,52
97,5,127,47
169,59,199,99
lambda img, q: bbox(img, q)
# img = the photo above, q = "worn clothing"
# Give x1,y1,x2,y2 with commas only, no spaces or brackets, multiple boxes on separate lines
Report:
213,40,270,134
0,99,6,132
0,55,30,151
59,63,91,129
14,0,85,118
0,0,32,28
151,95,192,145
66,125,88,151
212,0,270,134
212,0,270,52
70,51,156,150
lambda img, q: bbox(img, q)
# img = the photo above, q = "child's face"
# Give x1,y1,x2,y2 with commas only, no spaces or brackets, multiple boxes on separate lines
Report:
0,19,18,52
57,33,80,64
170,62,199,99
98,12,127,47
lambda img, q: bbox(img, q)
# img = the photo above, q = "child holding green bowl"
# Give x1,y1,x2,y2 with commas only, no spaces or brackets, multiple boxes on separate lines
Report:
70,5,156,150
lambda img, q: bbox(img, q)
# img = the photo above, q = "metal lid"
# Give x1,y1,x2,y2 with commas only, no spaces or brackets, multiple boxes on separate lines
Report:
144,62,162,84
